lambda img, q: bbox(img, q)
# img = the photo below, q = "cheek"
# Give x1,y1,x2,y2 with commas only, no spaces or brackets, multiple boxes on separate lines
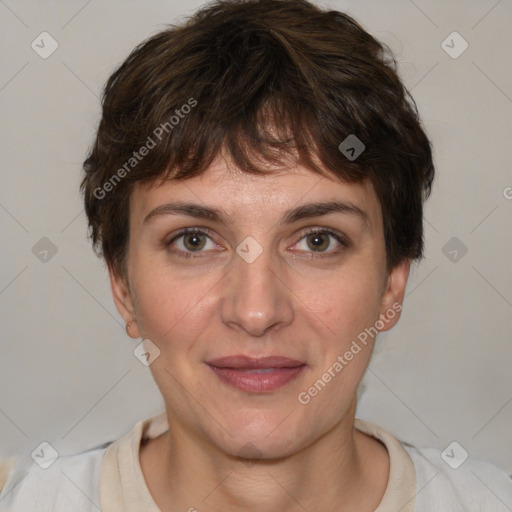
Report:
294,271,381,421
129,268,215,402
129,260,215,346
301,266,382,341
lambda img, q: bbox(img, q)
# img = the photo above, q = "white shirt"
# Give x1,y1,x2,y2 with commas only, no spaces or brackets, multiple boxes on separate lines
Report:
1,410,511,511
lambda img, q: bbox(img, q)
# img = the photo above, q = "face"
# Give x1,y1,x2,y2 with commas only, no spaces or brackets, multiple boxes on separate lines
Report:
111,155,410,459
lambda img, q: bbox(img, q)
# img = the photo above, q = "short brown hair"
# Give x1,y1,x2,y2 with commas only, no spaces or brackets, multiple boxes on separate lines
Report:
81,0,435,279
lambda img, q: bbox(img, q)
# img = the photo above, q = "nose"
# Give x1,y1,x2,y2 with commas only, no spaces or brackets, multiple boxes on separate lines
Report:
220,242,295,337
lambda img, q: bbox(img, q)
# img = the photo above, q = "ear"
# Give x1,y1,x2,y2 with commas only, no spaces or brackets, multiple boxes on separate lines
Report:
108,264,141,339
377,258,411,332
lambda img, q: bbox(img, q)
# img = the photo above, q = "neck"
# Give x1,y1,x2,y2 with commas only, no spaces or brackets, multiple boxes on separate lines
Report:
140,400,389,512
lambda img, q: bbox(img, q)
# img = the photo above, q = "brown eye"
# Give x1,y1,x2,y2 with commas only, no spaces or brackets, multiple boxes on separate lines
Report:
293,228,349,256
182,232,207,251
166,228,218,257
306,232,330,252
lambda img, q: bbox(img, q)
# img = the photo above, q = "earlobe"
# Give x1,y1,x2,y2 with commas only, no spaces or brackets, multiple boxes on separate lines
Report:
108,264,140,339
378,258,411,332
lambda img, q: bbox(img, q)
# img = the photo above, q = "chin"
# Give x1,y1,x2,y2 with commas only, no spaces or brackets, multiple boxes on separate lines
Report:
205,410,310,461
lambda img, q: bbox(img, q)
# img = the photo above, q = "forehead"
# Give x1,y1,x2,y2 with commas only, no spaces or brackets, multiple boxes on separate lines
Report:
130,157,382,230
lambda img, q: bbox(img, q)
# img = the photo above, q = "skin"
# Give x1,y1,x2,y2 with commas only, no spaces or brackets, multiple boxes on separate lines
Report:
110,154,410,512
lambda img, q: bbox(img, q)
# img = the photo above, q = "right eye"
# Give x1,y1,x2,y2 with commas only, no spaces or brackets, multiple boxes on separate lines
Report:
165,228,221,258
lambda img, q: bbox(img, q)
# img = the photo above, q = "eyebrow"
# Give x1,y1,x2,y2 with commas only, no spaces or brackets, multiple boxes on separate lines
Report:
143,200,372,232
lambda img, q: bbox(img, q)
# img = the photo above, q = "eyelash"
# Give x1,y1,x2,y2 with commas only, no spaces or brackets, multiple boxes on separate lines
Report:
164,227,349,259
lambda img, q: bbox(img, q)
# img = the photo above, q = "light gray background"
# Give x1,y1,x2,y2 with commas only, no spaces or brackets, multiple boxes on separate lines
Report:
1,0,511,475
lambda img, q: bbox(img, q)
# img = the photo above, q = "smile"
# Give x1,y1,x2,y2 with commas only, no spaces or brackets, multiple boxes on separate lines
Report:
206,362,306,393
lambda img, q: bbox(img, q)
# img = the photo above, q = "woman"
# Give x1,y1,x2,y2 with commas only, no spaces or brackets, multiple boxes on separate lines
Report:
1,0,511,510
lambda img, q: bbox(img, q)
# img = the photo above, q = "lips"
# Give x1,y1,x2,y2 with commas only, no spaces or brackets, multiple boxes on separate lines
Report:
206,355,306,393
206,355,305,370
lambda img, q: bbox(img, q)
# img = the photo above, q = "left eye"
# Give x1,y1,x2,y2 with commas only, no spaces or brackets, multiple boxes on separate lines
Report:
293,229,347,254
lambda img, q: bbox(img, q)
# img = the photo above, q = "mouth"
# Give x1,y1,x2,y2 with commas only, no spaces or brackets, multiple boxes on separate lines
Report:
206,355,306,393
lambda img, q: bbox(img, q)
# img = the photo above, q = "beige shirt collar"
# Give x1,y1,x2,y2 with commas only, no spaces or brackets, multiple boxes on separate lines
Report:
100,411,416,512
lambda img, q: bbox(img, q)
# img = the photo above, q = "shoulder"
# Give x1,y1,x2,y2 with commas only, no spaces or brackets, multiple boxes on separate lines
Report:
402,442,512,511
0,441,111,512
0,457,18,494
